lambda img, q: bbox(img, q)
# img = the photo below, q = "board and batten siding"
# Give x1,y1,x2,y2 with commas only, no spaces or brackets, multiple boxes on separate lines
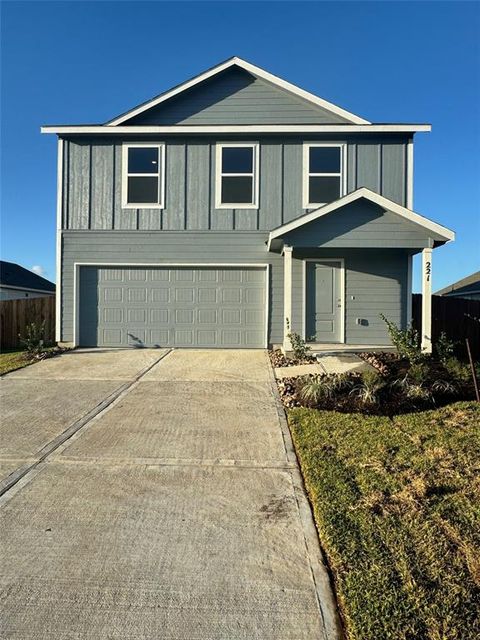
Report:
62,136,410,232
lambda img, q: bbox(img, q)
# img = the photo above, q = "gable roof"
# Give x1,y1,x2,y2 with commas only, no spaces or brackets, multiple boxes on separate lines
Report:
435,271,480,296
0,261,56,293
267,188,455,250
106,57,370,127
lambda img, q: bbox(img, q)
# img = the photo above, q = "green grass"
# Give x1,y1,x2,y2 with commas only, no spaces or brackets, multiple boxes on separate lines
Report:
0,350,31,375
288,402,480,640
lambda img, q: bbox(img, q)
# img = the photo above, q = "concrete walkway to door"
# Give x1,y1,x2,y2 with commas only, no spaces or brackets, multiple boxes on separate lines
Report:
0,348,341,640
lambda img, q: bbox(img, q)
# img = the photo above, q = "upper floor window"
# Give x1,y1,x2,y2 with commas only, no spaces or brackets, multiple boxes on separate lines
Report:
122,144,165,208
303,143,345,208
215,143,259,209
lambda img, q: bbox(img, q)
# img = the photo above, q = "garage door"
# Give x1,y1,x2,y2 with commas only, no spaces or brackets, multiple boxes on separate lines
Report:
78,266,267,348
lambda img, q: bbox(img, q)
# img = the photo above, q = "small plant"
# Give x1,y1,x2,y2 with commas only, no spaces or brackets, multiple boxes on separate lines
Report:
435,332,456,364
408,362,430,386
380,314,423,363
286,318,311,361
443,357,471,385
298,375,334,405
19,321,46,355
350,369,385,406
431,379,458,396
298,372,354,406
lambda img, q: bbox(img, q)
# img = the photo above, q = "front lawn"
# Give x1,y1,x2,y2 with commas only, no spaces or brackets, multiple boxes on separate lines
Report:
0,346,68,376
0,350,31,375
289,402,480,640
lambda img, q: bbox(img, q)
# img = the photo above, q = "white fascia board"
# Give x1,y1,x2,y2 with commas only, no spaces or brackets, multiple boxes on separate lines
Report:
267,187,455,249
233,58,370,125
41,124,432,135
105,57,370,127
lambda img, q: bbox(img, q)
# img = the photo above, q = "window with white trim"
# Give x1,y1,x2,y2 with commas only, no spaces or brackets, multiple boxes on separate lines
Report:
216,143,259,208
304,143,345,207
122,144,165,208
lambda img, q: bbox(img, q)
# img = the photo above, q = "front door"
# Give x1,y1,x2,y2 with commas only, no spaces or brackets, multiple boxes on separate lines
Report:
305,261,342,342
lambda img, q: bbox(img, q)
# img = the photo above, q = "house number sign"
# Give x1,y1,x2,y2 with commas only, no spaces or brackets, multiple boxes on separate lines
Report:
425,261,431,282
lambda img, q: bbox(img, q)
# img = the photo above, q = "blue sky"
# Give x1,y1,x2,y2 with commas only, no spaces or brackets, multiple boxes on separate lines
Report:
1,0,479,291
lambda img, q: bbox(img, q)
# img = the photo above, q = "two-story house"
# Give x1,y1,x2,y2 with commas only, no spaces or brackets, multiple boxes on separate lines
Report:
42,57,454,353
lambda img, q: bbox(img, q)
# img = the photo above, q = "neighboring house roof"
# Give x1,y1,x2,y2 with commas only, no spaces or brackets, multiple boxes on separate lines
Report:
435,271,480,297
0,261,56,293
41,57,431,135
267,187,455,250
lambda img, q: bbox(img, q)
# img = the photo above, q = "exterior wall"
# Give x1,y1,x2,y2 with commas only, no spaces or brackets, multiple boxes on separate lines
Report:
0,287,54,301
61,231,285,344
294,248,409,344
284,201,438,249
61,232,408,347
62,135,410,232
127,68,350,125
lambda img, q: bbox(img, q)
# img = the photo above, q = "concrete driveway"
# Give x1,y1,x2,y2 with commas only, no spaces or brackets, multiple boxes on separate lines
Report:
0,349,341,639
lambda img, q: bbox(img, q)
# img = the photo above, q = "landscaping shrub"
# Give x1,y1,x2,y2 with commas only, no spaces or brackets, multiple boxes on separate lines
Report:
349,369,386,406
279,352,477,415
286,319,312,361
19,321,47,355
380,314,423,363
434,331,456,364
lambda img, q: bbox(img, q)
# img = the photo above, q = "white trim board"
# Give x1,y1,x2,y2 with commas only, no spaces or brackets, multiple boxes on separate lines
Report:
121,143,166,209
267,187,455,250
302,142,347,209
56,139,64,342
215,142,260,209
41,124,431,135
106,57,370,126
72,262,270,349
302,259,345,344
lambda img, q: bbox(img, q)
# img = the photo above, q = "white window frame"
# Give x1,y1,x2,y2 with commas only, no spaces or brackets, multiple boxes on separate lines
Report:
122,142,165,209
303,142,346,209
215,142,259,209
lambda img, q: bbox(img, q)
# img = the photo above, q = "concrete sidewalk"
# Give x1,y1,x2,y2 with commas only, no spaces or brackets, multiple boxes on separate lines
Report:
0,348,341,639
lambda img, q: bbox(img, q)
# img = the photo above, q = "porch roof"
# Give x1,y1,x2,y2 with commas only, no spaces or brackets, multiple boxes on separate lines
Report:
267,188,455,252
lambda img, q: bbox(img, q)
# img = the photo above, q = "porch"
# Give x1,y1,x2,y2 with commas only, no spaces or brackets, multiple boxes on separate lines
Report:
267,188,455,355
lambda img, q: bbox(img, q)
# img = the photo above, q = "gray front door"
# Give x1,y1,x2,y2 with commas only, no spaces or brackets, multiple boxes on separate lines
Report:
78,266,266,348
305,261,342,342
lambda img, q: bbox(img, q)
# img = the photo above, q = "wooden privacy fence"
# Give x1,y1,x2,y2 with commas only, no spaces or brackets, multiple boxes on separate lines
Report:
412,294,480,360
0,296,56,351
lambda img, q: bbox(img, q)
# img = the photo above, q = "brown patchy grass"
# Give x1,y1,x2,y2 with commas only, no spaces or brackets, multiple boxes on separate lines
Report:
0,350,31,375
289,402,480,640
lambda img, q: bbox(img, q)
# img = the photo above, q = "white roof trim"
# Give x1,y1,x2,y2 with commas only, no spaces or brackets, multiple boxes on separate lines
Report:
41,124,431,135
106,57,370,126
267,187,455,249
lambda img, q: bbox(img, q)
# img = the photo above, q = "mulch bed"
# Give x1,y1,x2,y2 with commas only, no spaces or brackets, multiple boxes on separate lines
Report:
275,350,477,415
269,349,316,368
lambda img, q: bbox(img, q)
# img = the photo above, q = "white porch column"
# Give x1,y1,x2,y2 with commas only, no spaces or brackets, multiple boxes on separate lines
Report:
283,245,293,353
421,247,433,353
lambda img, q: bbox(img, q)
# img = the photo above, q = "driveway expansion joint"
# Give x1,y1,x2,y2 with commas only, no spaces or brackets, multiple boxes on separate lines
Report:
0,348,173,500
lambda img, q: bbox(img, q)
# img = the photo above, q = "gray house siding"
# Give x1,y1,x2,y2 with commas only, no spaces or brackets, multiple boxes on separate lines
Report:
283,201,440,249
126,68,351,126
294,248,409,343
61,231,284,344
61,232,408,347
62,136,410,232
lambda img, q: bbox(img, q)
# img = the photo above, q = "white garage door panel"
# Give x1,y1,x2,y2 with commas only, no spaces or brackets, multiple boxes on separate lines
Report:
78,266,266,348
